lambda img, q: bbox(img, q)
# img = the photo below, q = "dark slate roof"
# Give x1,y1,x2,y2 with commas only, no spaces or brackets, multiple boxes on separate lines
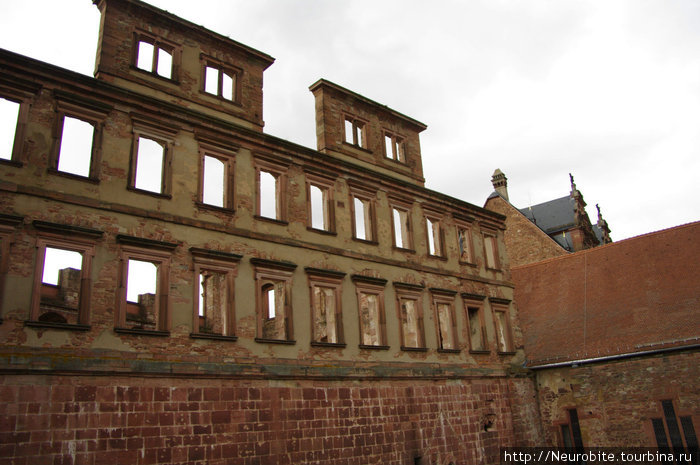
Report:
518,196,576,235
592,224,605,243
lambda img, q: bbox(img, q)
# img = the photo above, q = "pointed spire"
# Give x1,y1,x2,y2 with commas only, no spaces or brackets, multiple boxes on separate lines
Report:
491,168,509,201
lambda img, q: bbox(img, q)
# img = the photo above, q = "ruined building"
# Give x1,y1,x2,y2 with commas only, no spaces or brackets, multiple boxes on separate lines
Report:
0,0,542,463
485,169,611,267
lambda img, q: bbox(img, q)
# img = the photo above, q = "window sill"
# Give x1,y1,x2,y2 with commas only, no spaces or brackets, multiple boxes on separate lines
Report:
25,321,90,331
114,327,170,337
459,260,477,268
427,253,448,261
195,201,234,215
437,348,461,354
485,266,502,272
190,332,238,342
254,215,288,226
359,344,390,351
254,337,296,345
341,141,372,154
310,341,347,348
382,156,408,166
0,159,23,168
199,90,242,107
47,168,99,184
469,349,491,355
131,66,179,85
400,346,428,352
392,246,415,254
306,227,337,236
352,237,378,245
127,186,172,199
497,351,516,356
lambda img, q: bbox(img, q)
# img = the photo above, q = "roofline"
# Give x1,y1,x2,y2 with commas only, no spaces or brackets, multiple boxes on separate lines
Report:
95,0,275,69
309,78,427,131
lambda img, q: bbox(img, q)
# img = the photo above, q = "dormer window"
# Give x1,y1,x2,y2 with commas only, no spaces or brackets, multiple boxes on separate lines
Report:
383,131,405,162
343,116,367,148
202,62,241,103
134,33,177,80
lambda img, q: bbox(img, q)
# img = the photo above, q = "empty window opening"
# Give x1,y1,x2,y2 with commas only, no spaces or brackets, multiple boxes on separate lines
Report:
261,281,288,340
400,300,420,348
202,155,225,207
494,309,512,352
467,306,485,351
459,228,473,262
359,292,381,346
38,247,83,324
561,409,584,449
313,286,337,343
259,170,279,219
125,259,158,330
0,97,20,161
484,235,498,269
57,116,94,177
197,270,228,335
136,40,172,79
426,218,441,256
353,197,372,241
392,207,411,249
653,400,698,454
309,184,329,230
134,136,165,193
344,117,365,147
436,303,455,350
384,134,405,162
204,66,235,101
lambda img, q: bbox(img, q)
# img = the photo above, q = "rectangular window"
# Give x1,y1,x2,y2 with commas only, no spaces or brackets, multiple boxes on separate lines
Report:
425,214,443,257
343,116,367,148
432,289,458,352
135,34,176,80
57,116,94,177
491,299,514,353
560,409,584,449
352,275,388,348
197,140,236,210
307,268,345,346
29,222,102,329
391,203,413,250
306,175,335,233
202,61,239,102
255,160,287,223
484,233,500,269
383,131,405,162
0,97,20,162
129,120,176,197
464,298,487,352
115,235,176,335
458,225,474,263
252,258,297,343
652,400,698,454
349,185,377,243
394,283,425,350
191,248,241,339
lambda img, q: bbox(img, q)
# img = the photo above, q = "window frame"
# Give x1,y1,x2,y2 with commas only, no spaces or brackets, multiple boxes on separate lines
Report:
455,218,476,265
0,85,35,166
132,31,180,82
649,399,698,453
200,55,242,104
305,172,336,234
393,282,426,352
114,235,177,336
382,129,406,163
0,215,24,323
389,198,414,252
431,288,460,353
424,210,445,258
482,230,501,270
27,221,103,330
306,267,346,347
490,298,514,354
343,114,368,149
251,258,297,344
128,118,178,198
352,275,388,350
190,248,242,341
196,138,237,212
254,157,288,224
462,293,489,353
348,186,378,244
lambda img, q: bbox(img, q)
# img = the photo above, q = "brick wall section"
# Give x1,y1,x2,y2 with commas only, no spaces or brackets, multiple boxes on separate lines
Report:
536,350,700,447
513,221,700,364
484,195,567,268
0,375,527,465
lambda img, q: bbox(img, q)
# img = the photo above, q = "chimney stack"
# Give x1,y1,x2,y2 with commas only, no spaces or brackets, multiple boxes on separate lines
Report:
491,169,509,201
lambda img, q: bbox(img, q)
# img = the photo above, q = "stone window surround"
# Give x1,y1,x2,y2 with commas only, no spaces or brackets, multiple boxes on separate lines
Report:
195,136,238,212
489,297,514,354
305,171,337,235
132,30,181,82
352,274,389,350
482,228,501,271
454,214,476,266
0,83,36,167
253,156,289,224
431,288,460,353
0,215,23,324
462,292,489,354
393,281,426,352
343,113,368,149
382,129,406,163
389,197,414,252
128,116,178,198
199,54,243,104
423,208,446,259
306,267,346,347
251,257,297,344
348,183,378,244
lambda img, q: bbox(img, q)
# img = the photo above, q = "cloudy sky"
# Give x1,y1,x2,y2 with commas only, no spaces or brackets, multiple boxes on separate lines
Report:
2,0,698,241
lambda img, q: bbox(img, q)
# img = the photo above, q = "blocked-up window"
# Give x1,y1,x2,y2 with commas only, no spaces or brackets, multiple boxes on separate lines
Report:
458,226,474,263
353,275,387,348
0,97,20,161
484,233,500,269
432,290,458,351
466,303,487,351
191,248,240,338
136,37,174,79
203,64,238,102
29,224,101,328
307,268,345,345
394,283,425,350
115,236,176,334
492,302,513,353
383,132,405,162
344,116,366,148
253,258,296,343
425,216,443,257
392,206,412,249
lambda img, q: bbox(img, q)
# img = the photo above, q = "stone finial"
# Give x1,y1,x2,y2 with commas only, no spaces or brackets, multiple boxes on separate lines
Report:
491,169,509,201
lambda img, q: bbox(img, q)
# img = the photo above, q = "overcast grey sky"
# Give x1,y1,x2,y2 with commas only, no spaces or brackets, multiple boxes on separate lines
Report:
2,0,698,241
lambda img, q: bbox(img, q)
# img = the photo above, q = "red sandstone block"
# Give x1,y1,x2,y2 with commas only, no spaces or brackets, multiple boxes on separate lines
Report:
76,429,96,440
153,387,170,402
18,386,49,403
172,388,188,402
140,387,153,402
212,411,231,424
193,425,211,435
203,387,219,401
95,387,115,403
188,388,202,402
182,434,201,446
116,387,139,402
75,386,96,402
0,386,17,402
189,446,205,461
